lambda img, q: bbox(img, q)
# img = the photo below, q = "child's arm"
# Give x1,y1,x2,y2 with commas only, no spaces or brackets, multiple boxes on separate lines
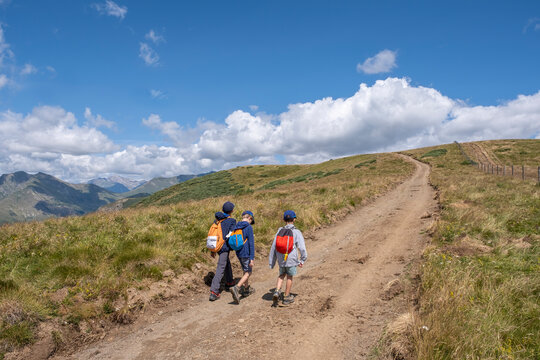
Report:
295,230,308,264
268,234,278,269
247,225,255,261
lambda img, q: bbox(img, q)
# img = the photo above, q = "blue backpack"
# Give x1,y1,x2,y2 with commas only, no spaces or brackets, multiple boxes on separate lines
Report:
228,228,245,250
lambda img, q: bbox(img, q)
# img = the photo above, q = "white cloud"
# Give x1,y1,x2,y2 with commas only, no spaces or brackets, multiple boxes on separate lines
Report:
2,78,539,182
0,24,14,68
143,78,540,172
523,17,540,33
145,30,165,44
357,49,397,74
92,1,127,20
20,63,37,76
0,74,7,88
0,106,118,158
84,107,116,129
150,89,166,99
249,105,259,112
139,42,159,66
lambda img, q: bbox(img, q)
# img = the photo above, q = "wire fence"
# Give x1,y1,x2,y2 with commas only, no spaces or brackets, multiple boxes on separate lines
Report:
455,141,540,183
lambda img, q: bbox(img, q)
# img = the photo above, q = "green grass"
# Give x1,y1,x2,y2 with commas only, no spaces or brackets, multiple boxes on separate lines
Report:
136,171,245,207
355,158,377,168
0,152,415,354
404,140,540,359
420,148,447,158
259,169,344,190
482,139,540,165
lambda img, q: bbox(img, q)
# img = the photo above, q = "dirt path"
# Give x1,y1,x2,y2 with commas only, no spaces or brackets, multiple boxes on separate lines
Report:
55,156,437,360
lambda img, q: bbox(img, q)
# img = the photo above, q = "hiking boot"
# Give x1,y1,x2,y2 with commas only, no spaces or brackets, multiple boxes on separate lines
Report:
231,285,240,304
272,290,280,307
209,291,220,301
282,294,294,306
240,285,256,297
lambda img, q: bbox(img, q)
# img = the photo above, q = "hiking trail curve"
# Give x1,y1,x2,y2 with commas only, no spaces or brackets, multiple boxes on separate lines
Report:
53,155,437,360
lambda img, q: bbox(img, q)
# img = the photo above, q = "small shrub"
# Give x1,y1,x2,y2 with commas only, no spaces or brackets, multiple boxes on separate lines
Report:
421,149,447,158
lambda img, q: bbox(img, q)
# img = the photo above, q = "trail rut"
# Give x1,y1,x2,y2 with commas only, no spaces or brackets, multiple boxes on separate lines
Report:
55,156,437,360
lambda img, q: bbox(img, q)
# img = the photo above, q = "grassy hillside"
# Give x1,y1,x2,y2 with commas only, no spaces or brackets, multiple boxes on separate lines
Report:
403,140,539,359
0,153,414,356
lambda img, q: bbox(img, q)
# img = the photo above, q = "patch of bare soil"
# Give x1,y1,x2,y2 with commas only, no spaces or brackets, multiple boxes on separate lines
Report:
461,142,501,165
44,155,436,360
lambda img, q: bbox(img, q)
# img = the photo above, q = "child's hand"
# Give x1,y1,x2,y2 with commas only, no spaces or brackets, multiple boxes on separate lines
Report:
211,252,216,258
249,260,254,268
299,263,303,268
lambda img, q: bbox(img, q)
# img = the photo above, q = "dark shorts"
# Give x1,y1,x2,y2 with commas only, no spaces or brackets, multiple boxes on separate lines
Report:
238,257,252,273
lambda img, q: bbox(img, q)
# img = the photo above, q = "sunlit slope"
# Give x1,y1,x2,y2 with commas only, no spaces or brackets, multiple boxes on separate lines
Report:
135,153,403,208
402,139,539,360
0,152,414,355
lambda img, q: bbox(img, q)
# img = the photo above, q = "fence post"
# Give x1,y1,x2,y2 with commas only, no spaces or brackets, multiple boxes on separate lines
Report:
522,165,525,180
503,165,505,176
497,165,499,175
538,166,540,183
512,165,514,176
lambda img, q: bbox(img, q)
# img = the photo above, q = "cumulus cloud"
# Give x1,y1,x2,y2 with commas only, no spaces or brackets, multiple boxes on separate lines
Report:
0,106,121,180
144,78,540,170
139,42,159,66
84,107,116,129
357,49,397,74
20,63,37,76
249,105,259,112
1,78,539,182
145,30,165,44
92,1,127,19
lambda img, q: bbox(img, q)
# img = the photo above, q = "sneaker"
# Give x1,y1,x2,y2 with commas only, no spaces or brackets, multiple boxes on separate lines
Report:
209,291,220,301
240,285,256,297
282,294,294,306
272,290,280,307
231,285,240,304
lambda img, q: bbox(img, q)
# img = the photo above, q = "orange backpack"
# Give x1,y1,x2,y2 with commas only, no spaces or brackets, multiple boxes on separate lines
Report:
206,218,227,253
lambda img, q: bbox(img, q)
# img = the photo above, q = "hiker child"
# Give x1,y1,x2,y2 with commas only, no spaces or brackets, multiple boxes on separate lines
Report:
230,211,256,304
269,210,307,306
208,201,237,301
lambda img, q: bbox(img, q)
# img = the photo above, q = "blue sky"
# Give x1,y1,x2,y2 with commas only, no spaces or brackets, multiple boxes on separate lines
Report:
0,0,539,182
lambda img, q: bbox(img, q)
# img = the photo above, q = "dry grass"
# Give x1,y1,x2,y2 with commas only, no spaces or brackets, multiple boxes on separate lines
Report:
0,152,414,355
404,140,540,359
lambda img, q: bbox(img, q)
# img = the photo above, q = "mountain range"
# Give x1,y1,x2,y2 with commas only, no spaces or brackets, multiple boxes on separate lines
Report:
0,172,207,225
0,172,122,225
87,176,146,193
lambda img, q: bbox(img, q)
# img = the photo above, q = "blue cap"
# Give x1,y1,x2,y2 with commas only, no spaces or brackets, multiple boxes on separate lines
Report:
242,210,255,224
222,201,235,214
283,210,297,221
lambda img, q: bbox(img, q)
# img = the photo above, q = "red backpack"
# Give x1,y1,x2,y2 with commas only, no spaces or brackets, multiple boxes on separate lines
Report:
275,227,294,260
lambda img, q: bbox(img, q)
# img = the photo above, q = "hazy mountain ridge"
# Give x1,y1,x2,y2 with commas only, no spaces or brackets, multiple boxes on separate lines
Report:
0,172,211,224
0,172,122,225
88,176,146,193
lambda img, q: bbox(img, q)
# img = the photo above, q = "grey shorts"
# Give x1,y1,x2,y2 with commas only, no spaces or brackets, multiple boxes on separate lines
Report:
279,266,297,276
238,257,252,273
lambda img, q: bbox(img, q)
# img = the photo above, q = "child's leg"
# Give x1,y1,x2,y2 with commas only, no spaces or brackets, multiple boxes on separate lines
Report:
284,275,293,296
275,273,286,292
236,271,250,288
